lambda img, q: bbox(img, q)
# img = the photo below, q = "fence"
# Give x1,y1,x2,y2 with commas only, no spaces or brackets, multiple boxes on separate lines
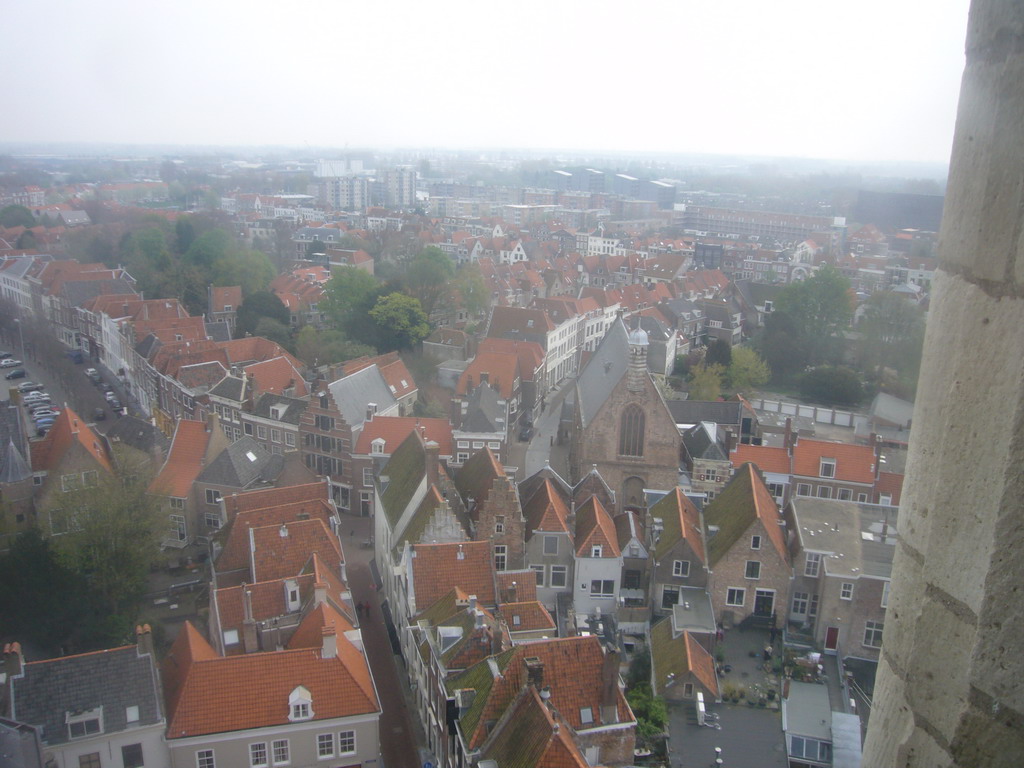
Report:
749,398,856,428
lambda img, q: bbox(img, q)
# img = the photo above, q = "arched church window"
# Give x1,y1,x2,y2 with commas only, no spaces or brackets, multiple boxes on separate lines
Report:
619,404,645,457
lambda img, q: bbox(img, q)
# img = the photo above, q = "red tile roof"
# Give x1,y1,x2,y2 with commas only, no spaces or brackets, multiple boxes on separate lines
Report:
684,631,719,699
522,479,571,535
244,356,309,397
215,499,337,578
250,518,344,584
457,352,520,398
29,407,113,474
162,619,378,739
339,352,417,400
148,420,212,498
730,444,791,474
875,471,904,505
222,481,327,519
498,601,556,633
496,571,538,604
214,575,314,648
411,541,496,609
792,439,876,484
574,496,620,557
354,416,453,456
210,285,242,311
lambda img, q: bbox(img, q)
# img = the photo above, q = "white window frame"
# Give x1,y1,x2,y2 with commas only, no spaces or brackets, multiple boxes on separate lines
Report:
838,488,853,501
494,545,507,571
796,483,811,496
805,552,821,578
819,459,836,478
672,560,689,578
791,591,808,615
206,488,222,505
881,581,891,608
317,733,334,758
338,731,356,756
726,587,746,606
363,467,374,487
745,560,761,580
590,545,603,558
272,739,290,766
531,564,545,587
550,565,567,588
750,534,761,550
817,485,832,499
197,750,215,768
257,425,267,440
841,582,854,600
67,707,103,739
864,620,884,648
250,743,268,768
590,579,614,597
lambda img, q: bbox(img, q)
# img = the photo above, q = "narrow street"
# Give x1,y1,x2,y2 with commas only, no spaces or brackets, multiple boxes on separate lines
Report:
342,514,423,768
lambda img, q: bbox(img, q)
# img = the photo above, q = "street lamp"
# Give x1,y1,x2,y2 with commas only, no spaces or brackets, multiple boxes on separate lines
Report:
13,318,25,359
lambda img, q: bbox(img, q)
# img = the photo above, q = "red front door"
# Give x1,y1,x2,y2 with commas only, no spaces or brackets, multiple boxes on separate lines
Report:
824,626,839,653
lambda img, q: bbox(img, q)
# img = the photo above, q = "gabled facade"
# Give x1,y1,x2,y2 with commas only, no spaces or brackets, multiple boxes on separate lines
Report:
704,463,791,626
3,628,167,768
572,496,622,617
650,488,708,614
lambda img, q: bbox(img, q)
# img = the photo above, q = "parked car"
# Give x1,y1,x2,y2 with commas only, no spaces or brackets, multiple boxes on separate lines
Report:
0,351,12,360
34,418,55,430
16,381,43,392
100,383,113,393
92,407,106,421
104,391,118,403
0,359,23,368
85,368,101,384
32,410,60,421
28,403,58,415
36,426,50,437
108,398,122,410
23,392,50,403
518,425,534,442
5,368,26,380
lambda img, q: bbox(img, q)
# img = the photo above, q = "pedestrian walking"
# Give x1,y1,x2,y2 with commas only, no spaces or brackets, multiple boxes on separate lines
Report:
763,644,773,661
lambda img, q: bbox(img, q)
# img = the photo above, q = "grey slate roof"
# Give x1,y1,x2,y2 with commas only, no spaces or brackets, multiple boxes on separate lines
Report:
575,317,629,428
103,415,170,457
327,365,398,428
462,381,504,432
251,393,307,425
204,321,232,342
61,279,136,308
209,374,246,401
134,333,161,361
0,439,31,484
682,423,728,462
196,436,280,489
11,645,163,747
637,314,670,341
667,400,743,427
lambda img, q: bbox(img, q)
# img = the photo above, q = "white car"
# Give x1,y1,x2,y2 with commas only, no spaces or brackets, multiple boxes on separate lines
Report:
0,359,22,368
104,391,119,403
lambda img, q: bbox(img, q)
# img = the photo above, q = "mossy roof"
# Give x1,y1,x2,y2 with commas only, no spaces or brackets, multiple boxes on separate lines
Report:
704,463,787,566
652,488,705,563
380,429,426,528
446,647,517,740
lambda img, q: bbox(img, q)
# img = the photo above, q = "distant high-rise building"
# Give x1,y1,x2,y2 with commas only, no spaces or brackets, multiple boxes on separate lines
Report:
375,165,417,208
317,176,368,211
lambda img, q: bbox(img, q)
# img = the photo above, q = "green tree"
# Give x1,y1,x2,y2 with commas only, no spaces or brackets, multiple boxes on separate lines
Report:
322,266,385,345
727,346,771,392
211,247,275,297
50,475,164,617
0,529,89,654
253,317,293,350
754,310,809,383
405,246,455,317
626,684,668,749
295,326,375,368
183,228,232,270
775,265,853,364
236,291,291,337
688,363,724,401
800,366,863,406
0,204,35,228
706,338,732,368
15,230,38,250
175,217,197,253
857,291,926,379
452,263,489,317
369,293,430,351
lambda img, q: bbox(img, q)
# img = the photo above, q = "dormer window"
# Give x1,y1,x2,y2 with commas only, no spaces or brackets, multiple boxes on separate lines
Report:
67,707,103,739
591,545,603,558
288,686,313,722
820,459,836,478
371,438,386,455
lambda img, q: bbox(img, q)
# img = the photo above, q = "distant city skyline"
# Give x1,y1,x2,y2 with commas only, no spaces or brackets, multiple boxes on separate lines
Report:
4,0,971,165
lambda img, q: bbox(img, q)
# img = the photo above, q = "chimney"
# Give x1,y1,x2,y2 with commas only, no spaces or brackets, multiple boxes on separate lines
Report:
425,440,440,485
314,580,327,606
601,647,621,724
469,594,478,613
279,524,289,538
321,625,338,659
135,624,154,657
507,581,518,604
242,587,258,653
784,417,793,455
4,642,24,677
524,656,544,689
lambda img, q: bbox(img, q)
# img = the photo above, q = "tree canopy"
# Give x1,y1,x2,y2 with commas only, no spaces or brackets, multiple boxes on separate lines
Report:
800,366,864,406
727,346,771,392
0,204,35,228
856,291,926,395
774,265,853,365
236,291,291,338
321,266,387,346
369,293,431,351
404,246,455,317
688,363,724,401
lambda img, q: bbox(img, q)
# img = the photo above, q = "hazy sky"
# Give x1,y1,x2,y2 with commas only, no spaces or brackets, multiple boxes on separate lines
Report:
4,0,971,163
